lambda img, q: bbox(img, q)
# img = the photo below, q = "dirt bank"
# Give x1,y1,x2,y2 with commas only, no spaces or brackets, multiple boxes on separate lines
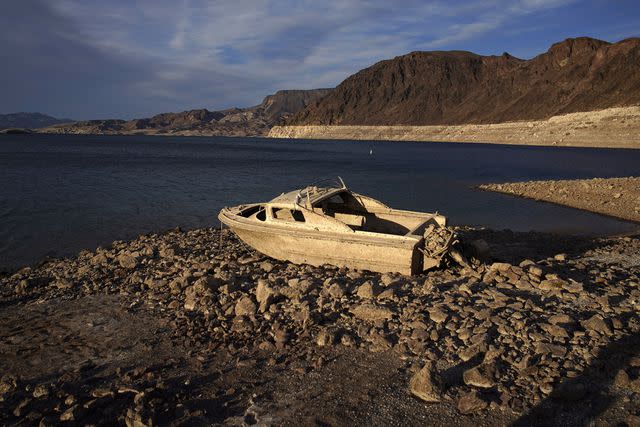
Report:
269,106,640,149
480,177,640,224
1,228,639,425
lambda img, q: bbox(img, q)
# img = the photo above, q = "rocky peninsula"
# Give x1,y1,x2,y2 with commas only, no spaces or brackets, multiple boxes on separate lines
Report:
480,177,640,223
1,226,639,425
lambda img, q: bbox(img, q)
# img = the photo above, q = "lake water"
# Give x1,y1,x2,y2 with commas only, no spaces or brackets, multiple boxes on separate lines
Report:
1,133,639,269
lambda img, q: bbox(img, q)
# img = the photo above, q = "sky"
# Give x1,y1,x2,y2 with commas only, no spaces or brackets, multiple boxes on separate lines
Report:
1,0,638,119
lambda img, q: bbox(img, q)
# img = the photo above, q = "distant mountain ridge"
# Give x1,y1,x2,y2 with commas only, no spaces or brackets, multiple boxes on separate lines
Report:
288,37,640,125
0,112,72,130
38,89,332,137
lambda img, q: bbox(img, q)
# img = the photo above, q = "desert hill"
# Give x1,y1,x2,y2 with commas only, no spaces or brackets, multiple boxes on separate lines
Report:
0,112,72,130
39,89,332,137
288,37,640,126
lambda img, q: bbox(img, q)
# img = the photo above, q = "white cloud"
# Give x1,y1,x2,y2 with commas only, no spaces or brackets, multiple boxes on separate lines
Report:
3,0,597,118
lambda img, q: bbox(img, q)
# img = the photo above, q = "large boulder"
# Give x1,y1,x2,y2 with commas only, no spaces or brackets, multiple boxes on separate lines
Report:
409,362,442,403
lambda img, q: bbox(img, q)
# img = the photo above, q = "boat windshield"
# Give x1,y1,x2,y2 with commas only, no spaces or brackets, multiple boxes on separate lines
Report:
296,177,346,207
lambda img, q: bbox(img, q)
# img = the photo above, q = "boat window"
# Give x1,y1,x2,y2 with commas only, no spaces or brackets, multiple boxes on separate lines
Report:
240,205,261,217
241,205,266,221
291,210,305,222
272,208,305,222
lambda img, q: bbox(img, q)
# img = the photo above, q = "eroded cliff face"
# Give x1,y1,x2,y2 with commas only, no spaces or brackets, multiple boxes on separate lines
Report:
288,37,640,126
269,106,640,149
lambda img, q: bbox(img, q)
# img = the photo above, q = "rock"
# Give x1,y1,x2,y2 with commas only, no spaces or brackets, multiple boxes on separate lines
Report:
540,383,554,395
380,273,401,287
427,307,448,324
350,304,393,322
613,369,630,388
409,362,442,403
124,408,149,427
316,328,337,347
60,404,85,422
159,246,176,259
356,281,379,299
14,280,28,295
117,254,138,269
13,398,30,417
457,390,488,414
534,342,567,357
32,384,49,399
519,259,535,268
194,275,221,292
183,293,197,311
255,279,276,312
626,415,640,427
91,253,108,265
490,262,512,273
368,329,395,350
548,314,573,325
562,280,583,293
328,282,346,299
459,345,484,362
235,296,257,317
554,253,567,261
259,261,274,273
0,376,16,395
376,287,397,300
528,265,543,277
463,364,495,388
53,279,72,290
273,327,289,345
341,333,357,347
580,314,612,335
540,323,569,339
538,278,566,291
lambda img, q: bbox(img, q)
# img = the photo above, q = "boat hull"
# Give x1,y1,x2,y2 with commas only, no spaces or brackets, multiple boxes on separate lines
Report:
220,212,422,275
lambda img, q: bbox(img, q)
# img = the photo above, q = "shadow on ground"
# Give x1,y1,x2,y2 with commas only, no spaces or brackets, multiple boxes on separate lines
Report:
513,331,640,426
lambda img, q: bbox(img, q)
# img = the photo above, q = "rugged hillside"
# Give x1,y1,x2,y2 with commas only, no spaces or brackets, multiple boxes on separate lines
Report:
0,112,72,130
289,37,640,125
39,89,331,137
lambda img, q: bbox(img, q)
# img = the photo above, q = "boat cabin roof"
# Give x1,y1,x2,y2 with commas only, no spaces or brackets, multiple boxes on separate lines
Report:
269,186,345,209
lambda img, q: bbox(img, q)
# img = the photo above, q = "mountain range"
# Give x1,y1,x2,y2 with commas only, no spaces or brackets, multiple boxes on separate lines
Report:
36,89,331,137
4,37,639,138
0,112,72,130
288,37,640,126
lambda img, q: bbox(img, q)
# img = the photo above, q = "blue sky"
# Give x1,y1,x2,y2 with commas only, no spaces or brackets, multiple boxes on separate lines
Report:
1,0,638,119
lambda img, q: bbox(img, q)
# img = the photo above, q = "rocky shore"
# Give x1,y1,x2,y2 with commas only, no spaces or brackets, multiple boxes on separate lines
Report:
269,106,640,149
1,227,640,425
480,177,640,223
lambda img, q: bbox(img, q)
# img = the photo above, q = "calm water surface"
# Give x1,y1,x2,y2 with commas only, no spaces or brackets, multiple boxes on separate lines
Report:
1,134,639,269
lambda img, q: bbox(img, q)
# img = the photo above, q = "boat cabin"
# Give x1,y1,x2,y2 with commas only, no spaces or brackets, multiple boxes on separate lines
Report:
236,184,445,238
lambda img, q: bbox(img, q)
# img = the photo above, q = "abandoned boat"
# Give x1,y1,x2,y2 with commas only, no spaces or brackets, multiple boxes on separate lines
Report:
218,178,456,275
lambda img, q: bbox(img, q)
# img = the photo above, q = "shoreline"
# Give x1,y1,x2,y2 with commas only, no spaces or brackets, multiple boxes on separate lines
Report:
1,227,639,424
479,177,640,225
269,106,640,149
